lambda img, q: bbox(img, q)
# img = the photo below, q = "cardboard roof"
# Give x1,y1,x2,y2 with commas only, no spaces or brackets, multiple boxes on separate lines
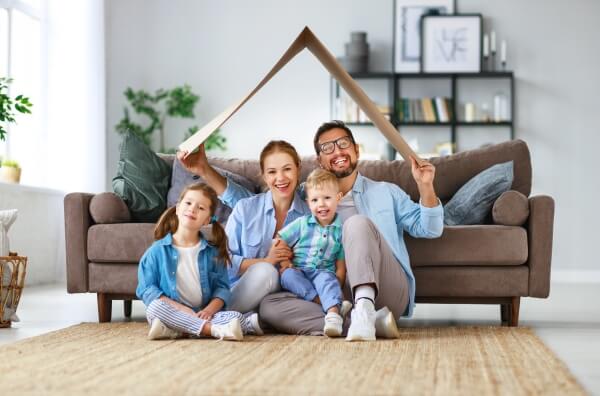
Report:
179,26,420,163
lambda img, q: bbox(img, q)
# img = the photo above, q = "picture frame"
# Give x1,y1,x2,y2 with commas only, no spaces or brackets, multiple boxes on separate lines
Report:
393,0,455,73
420,14,483,73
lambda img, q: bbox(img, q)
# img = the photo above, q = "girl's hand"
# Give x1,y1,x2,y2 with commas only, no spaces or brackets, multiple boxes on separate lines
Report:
266,239,293,264
196,309,214,321
176,144,209,177
410,156,435,187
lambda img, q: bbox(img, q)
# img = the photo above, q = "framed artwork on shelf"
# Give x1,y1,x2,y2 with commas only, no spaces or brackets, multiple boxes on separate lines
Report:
393,0,455,73
420,13,482,73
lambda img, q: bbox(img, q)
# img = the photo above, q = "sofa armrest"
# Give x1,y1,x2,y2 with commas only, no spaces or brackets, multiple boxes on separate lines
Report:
64,192,95,293
527,195,555,297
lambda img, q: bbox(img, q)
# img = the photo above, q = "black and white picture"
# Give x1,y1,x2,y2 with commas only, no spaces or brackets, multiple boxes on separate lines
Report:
421,14,482,73
393,0,455,72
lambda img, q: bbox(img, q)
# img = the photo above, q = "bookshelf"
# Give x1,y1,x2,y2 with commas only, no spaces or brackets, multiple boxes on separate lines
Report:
330,71,514,159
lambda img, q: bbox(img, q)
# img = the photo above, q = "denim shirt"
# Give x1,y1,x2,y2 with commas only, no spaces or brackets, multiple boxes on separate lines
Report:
136,233,231,309
220,179,310,285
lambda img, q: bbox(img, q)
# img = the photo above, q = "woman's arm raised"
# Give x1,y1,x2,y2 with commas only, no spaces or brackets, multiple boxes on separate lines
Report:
177,144,227,195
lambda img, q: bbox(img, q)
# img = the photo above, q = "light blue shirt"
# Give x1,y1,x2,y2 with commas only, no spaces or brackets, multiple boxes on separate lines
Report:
221,179,310,285
278,214,344,272
136,233,231,309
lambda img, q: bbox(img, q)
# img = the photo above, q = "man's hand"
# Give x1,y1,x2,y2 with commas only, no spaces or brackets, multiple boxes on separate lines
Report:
176,143,209,177
266,239,293,265
410,156,438,208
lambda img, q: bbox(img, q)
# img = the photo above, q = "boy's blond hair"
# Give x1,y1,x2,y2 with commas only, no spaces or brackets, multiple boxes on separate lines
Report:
305,168,339,193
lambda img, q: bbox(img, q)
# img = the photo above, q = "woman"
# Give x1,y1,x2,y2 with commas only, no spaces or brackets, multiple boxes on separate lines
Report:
177,141,310,313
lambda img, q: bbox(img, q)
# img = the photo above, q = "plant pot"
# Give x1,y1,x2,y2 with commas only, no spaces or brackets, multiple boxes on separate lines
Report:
0,167,21,184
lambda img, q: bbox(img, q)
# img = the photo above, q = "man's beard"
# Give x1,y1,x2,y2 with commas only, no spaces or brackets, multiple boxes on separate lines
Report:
329,158,358,179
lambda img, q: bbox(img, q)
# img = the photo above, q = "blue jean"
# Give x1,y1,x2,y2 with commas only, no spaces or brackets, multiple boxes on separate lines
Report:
280,267,342,312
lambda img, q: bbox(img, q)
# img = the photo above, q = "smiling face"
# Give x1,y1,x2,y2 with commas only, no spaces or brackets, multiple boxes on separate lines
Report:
317,127,359,179
175,190,212,232
262,151,299,201
306,182,342,226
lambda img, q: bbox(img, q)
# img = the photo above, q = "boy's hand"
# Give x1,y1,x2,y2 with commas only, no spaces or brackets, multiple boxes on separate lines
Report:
266,238,293,264
279,260,294,274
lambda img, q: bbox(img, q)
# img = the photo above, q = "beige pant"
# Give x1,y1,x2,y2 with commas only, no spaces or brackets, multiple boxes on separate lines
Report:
259,215,410,335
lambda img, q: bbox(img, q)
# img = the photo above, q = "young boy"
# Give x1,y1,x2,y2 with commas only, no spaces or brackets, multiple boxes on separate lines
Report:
277,168,349,337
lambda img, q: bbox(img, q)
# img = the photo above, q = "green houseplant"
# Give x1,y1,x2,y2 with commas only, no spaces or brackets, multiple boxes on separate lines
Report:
115,85,226,153
0,77,32,142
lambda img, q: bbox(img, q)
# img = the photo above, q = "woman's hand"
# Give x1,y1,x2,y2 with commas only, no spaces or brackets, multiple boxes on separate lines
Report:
177,143,209,177
266,239,293,264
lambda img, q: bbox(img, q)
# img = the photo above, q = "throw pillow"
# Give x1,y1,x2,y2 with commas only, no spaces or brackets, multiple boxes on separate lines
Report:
492,190,529,226
167,158,257,224
444,161,514,225
89,192,132,224
112,131,172,222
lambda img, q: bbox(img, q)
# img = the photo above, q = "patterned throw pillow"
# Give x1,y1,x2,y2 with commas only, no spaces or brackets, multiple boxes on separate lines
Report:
167,158,257,224
112,131,172,222
444,161,514,225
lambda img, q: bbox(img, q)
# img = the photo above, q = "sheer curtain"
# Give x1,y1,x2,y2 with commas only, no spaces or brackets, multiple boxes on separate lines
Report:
45,0,106,193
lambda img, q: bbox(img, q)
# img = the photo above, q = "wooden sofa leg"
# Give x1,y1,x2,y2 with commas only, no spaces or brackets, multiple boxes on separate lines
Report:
509,297,520,327
97,293,112,323
124,300,132,318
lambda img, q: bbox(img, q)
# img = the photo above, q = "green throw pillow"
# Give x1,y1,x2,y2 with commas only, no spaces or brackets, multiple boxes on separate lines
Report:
112,131,171,222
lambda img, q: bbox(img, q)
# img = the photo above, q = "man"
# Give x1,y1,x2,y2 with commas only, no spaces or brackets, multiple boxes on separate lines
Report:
259,120,444,340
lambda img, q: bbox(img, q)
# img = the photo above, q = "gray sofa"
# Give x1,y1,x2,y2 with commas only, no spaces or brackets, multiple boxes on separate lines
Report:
64,139,554,326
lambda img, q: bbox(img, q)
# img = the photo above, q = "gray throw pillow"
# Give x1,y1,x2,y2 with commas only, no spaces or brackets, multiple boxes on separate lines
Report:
167,158,257,224
444,161,514,225
112,131,172,222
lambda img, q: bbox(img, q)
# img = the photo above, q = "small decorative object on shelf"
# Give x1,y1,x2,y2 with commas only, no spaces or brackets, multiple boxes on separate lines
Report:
464,102,476,122
493,92,509,122
500,40,507,70
490,31,496,71
0,209,25,328
483,33,490,71
340,31,369,73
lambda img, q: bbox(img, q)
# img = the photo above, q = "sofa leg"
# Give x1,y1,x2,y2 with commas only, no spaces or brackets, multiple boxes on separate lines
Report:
509,297,520,327
124,300,132,318
500,304,509,325
97,293,112,323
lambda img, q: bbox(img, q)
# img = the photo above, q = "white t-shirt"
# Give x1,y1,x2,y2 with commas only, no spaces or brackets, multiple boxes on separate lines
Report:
175,242,203,308
337,190,359,224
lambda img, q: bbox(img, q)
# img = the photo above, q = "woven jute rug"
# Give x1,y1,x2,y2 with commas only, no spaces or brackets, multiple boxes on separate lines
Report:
0,323,585,395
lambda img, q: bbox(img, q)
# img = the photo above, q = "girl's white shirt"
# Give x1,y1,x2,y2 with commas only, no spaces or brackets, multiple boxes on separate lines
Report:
175,242,203,308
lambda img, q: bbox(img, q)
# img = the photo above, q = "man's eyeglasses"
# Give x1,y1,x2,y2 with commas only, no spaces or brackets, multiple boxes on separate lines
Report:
318,136,354,154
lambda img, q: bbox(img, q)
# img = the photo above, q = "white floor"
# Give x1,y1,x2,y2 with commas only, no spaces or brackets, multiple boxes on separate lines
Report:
1,282,599,394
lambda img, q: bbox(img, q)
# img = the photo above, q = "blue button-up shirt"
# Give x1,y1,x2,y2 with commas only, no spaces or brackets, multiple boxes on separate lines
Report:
136,233,231,309
221,179,310,285
278,214,344,272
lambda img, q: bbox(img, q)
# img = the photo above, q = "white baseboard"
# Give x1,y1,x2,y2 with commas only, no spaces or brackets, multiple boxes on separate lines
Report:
552,270,600,283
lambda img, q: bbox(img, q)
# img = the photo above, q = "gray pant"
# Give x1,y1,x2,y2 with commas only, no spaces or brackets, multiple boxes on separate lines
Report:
259,215,410,335
228,261,280,313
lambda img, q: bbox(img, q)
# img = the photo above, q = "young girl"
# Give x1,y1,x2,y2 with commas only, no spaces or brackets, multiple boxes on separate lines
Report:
136,183,263,341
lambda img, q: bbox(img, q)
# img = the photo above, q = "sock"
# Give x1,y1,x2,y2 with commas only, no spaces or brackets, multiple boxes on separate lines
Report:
354,285,376,304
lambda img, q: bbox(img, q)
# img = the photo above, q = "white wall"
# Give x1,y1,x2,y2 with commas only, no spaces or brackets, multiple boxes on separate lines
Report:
105,0,600,271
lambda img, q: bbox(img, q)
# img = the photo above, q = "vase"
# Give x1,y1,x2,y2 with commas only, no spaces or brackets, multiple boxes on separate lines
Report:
0,167,21,184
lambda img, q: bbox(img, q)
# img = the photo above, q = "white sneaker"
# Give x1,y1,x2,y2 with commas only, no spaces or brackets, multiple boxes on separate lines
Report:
148,318,181,340
211,318,244,341
340,300,353,320
247,312,264,336
345,299,376,342
375,307,401,339
323,312,343,337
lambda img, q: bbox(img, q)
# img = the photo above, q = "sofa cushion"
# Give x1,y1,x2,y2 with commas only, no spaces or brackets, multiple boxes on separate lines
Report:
443,161,514,225
492,190,530,226
406,225,528,267
89,193,131,224
167,158,257,223
88,223,155,263
112,131,171,222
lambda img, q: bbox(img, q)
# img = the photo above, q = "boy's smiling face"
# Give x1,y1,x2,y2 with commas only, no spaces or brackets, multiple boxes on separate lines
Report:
306,182,342,226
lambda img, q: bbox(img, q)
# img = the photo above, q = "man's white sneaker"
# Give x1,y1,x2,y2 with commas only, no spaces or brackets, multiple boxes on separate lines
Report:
211,318,244,341
340,300,353,320
345,299,376,342
247,312,264,336
148,318,181,340
323,312,343,337
375,306,401,339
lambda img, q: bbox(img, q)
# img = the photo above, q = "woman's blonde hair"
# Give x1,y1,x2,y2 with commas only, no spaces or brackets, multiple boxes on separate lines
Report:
154,183,230,266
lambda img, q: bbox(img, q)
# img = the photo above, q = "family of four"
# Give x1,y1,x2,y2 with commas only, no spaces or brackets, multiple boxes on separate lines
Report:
136,120,444,341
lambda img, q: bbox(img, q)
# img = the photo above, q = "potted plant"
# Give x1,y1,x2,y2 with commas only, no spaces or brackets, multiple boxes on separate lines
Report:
0,159,21,183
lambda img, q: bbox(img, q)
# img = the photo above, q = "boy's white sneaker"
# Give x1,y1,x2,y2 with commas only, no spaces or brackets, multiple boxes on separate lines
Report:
247,312,264,336
148,318,181,340
323,312,343,337
375,306,401,339
345,299,376,342
340,300,353,320
211,318,244,341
